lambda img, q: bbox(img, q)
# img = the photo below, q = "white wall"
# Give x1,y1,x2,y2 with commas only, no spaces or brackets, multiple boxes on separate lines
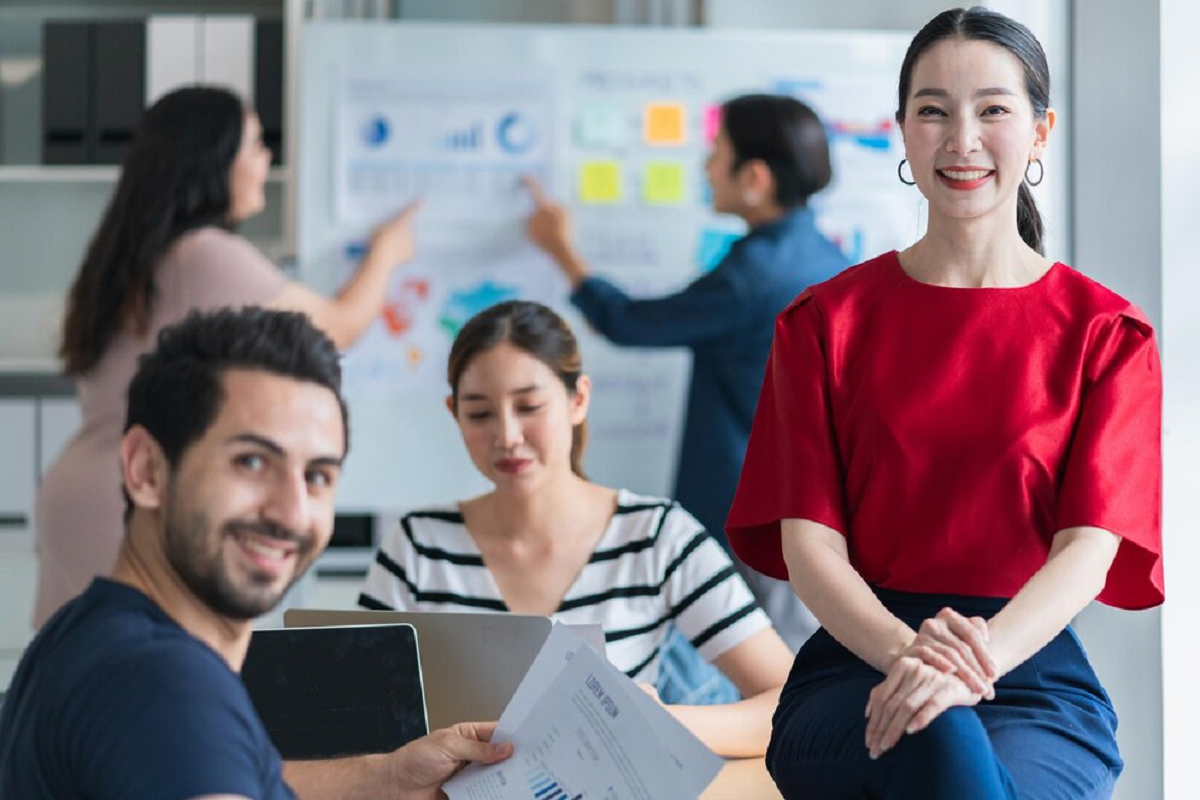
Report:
703,0,954,30
1073,2,1164,796
1158,1,1200,797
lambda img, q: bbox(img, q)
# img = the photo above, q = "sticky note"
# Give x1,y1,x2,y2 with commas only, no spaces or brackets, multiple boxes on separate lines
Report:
644,102,686,145
575,104,627,148
703,104,722,145
695,227,743,273
642,162,686,205
578,160,623,204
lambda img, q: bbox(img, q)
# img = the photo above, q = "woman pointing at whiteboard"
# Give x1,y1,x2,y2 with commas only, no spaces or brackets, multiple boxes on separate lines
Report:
35,86,421,627
522,94,847,657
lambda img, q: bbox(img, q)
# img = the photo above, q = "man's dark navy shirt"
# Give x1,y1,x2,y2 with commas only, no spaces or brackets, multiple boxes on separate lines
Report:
0,579,295,799
571,208,847,547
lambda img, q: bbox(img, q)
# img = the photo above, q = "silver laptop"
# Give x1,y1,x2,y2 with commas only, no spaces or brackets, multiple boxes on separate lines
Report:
284,609,603,730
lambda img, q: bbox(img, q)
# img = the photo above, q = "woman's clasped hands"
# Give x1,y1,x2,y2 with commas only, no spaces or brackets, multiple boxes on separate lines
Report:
864,608,999,759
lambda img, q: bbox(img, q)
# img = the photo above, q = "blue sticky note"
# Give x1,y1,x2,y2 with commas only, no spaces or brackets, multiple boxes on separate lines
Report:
695,227,742,273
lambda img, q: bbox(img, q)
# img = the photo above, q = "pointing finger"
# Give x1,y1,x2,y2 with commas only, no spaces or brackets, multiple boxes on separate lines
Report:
520,174,550,205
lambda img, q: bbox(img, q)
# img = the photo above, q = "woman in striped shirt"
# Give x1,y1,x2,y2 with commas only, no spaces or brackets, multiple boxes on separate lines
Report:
360,300,792,757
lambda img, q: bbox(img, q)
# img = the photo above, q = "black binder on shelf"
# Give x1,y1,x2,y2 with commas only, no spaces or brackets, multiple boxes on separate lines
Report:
42,22,91,164
93,21,146,165
255,20,284,165
41,16,283,166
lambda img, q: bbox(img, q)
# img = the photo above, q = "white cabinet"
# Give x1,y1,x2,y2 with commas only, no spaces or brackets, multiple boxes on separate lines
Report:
38,397,82,478
0,396,84,689
0,395,83,535
0,400,36,542
0,554,37,688
0,400,37,689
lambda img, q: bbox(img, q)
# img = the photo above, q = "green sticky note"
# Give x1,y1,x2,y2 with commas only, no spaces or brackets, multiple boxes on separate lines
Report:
575,104,627,148
642,161,686,205
578,160,623,204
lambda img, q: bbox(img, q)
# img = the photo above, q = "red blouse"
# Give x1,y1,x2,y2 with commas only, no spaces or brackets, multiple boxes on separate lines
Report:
726,251,1163,610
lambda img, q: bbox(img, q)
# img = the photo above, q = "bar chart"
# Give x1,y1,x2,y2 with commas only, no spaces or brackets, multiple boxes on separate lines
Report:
526,768,582,800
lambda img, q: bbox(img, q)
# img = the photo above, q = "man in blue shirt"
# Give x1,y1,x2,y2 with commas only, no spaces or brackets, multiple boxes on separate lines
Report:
524,95,847,655
0,308,511,799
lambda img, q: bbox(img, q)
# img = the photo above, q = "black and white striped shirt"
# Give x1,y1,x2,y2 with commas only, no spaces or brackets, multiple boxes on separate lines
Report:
359,490,770,682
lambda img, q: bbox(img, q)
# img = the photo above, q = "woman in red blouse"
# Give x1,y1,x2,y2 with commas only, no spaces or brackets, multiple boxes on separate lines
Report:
727,8,1161,799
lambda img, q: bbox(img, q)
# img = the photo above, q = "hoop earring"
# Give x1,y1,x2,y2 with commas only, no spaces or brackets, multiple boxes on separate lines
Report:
1025,159,1044,186
897,159,916,186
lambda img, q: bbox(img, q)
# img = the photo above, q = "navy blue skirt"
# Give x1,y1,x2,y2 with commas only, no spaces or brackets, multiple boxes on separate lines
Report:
767,588,1122,800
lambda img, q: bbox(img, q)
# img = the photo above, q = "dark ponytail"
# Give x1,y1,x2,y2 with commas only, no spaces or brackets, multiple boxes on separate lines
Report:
896,7,1050,254
1016,182,1044,255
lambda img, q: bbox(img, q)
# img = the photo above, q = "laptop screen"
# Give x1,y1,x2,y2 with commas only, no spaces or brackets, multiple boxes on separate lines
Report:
241,624,428,759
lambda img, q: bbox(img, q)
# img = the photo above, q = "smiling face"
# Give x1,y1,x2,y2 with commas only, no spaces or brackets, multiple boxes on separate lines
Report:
900,37,1053,227
227,112,271,223
450,342,589,495
156,369,345,619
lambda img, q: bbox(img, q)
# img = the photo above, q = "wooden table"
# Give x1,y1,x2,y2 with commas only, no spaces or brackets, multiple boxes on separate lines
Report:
701,758,781,799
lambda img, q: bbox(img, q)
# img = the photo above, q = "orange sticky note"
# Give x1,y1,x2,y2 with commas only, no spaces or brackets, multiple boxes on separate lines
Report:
644,103,686,145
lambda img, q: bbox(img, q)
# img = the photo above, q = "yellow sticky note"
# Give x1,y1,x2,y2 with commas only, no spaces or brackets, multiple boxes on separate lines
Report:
644,103,686,145
642,162,686,205
578,160,623,204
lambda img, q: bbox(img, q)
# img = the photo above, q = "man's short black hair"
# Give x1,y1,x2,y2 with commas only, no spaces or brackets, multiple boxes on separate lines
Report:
122,307,349,519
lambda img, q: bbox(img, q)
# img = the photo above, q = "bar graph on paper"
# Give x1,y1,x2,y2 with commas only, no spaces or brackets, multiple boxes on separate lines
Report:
514,720,622,800
526,768,582,800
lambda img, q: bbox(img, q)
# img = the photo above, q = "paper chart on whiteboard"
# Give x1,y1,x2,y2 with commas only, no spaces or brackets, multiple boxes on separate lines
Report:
335,68,555,224
336,236,569,397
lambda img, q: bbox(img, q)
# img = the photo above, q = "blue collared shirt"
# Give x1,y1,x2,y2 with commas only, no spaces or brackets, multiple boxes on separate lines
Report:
571,208,848,548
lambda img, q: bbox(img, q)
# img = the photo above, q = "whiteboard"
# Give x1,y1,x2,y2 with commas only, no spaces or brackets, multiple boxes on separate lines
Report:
297,21,918,513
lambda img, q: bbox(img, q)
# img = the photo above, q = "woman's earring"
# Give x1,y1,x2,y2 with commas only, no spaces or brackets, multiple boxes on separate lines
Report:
743,191,761,206
1024,159,1045,186
897,159,916,186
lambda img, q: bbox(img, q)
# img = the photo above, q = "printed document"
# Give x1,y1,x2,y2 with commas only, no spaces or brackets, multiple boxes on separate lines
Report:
445,624,723,799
